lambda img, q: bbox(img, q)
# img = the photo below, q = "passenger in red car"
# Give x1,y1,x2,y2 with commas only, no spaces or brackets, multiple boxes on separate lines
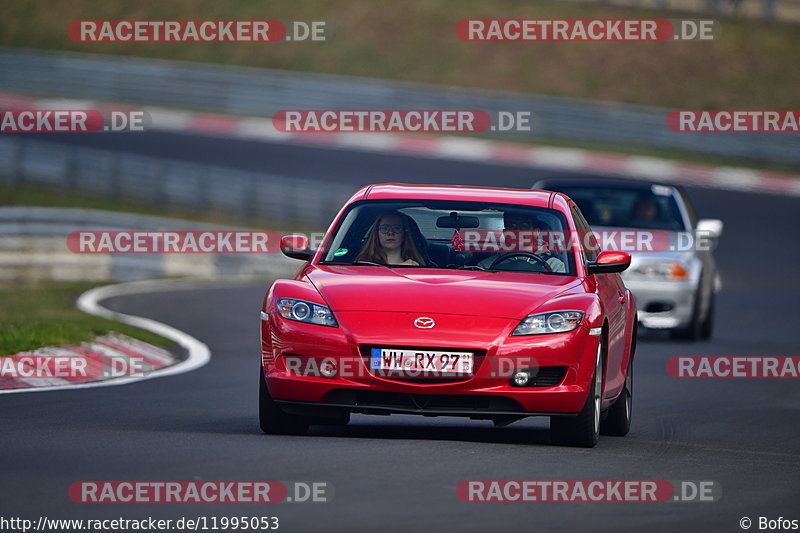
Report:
356,211,426,266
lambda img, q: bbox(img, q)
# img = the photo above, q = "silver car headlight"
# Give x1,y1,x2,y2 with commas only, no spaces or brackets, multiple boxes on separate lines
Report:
630,261,690,280
512,311,584,335
276,298,338,327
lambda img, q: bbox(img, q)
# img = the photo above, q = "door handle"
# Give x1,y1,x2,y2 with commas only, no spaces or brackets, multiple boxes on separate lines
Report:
618,292,625,304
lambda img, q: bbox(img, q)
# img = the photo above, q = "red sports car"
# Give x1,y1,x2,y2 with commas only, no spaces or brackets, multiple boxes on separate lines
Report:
260,184,637,447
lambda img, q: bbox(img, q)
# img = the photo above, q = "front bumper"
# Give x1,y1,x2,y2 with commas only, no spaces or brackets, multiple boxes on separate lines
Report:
624,279,698,330
262,311,602,416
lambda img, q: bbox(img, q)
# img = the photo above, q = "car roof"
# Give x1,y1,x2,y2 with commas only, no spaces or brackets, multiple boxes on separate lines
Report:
532,175,680,192
358,183,556,208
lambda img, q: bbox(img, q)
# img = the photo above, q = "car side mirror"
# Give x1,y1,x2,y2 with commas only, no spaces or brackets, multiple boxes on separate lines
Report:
280,235,313,261
696,218,723,239
587,251,631,275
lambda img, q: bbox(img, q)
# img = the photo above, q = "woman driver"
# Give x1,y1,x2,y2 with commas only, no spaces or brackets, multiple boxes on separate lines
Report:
356,211,426,266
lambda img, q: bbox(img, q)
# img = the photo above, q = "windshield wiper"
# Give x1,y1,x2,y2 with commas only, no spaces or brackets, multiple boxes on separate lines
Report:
322,260,388,267
351,260,390,267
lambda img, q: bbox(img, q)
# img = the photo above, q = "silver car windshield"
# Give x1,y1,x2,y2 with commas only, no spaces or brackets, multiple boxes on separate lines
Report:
552,186,687,231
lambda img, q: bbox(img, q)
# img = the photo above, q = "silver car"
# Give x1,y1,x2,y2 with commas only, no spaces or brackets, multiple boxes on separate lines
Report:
533,177,722,340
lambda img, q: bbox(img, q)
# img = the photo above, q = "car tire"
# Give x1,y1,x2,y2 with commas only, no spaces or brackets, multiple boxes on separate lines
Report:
259,366,309,435
600,351,633,437
700,291,715,339
672,291,703,341
550,339,603,448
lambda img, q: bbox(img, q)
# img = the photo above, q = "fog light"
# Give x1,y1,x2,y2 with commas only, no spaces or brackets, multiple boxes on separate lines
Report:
511,370,532,387
320,358,337,378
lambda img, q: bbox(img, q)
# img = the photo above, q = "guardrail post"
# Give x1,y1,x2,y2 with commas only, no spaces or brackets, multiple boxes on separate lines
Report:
12,139,24,186
110,152,121,200
246,173,259,222
198,165,210,211
153,159,166,207
63,148,77,192
764,0,777,19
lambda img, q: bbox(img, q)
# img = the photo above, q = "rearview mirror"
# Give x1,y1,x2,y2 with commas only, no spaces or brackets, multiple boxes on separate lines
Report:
280,235,313,261
587,251,631,275
436,212,480,229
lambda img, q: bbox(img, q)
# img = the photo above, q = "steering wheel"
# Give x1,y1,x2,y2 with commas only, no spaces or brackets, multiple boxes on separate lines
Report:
489,252,551,272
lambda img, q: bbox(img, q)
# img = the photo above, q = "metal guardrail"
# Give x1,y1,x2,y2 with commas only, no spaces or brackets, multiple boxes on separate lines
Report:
573,0,800,22
0,135,355,231
0,206,300,283
1,48,798,165
0,133,355,281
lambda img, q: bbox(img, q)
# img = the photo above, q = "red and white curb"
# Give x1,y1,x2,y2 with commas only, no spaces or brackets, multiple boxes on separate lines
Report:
2,91,800,197
0,279,210,394
0,332,176,390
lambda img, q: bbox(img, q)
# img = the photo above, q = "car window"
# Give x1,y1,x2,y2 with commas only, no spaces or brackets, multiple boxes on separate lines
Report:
320,199,575,275
548,185,687,231
677,187,697,228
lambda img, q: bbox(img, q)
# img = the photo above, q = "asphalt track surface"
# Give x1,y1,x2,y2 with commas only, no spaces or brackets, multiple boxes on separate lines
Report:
3,131,800,532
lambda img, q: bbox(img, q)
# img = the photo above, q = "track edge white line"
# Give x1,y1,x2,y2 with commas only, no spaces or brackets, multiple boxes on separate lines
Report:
0,279,211,395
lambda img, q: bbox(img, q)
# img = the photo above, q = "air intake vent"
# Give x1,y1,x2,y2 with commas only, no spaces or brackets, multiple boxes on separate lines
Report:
530,366,568,387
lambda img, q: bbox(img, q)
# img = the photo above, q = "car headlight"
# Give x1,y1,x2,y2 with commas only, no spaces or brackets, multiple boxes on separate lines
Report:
631,261,689,280
512,311,584,335
276,298,338,327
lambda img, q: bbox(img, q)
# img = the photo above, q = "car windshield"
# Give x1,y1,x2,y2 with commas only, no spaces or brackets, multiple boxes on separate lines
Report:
320,200,575,275
546,184,686,231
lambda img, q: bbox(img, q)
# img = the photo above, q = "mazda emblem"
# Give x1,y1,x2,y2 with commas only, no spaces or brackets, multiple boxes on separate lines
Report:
414,317,435,328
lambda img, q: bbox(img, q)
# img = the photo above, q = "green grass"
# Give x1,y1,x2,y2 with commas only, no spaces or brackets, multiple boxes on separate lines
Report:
2,0,799,109
0,182,290,358
0,281,172,356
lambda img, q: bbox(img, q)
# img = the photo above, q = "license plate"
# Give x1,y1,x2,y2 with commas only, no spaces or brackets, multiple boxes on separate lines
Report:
370,348,474,375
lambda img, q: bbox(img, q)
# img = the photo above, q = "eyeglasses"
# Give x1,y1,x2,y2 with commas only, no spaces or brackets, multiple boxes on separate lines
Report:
378,224,405,234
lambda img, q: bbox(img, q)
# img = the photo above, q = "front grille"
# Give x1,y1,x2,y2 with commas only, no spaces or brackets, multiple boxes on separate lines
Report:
326,389,524,413
645,302,675,313
529,366,568,387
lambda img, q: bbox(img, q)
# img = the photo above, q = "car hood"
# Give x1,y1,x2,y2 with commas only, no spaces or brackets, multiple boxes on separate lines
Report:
306,265,580,319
